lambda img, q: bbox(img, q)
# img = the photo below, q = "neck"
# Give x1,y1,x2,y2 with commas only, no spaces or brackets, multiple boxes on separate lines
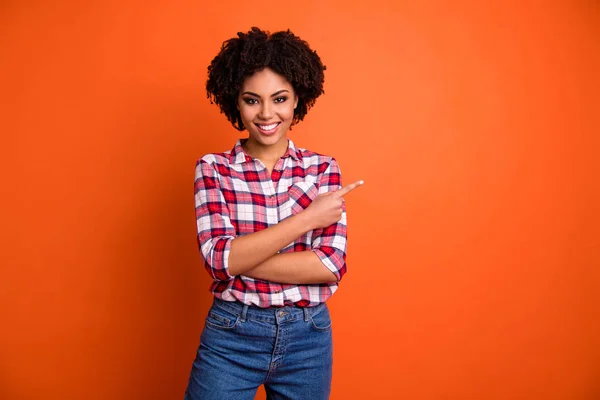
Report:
243,137,288,162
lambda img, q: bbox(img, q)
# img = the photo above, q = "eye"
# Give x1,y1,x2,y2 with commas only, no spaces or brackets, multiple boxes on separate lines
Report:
243,98,258,105
274,97,287,103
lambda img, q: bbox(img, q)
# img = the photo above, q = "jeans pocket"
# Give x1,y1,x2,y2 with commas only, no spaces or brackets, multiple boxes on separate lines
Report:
204,305,240,331
310,306,332,332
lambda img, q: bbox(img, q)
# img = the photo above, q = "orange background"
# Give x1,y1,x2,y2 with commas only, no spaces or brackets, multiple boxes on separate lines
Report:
1,1,599,399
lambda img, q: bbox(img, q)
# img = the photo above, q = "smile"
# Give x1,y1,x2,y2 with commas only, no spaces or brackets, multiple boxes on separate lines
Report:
255,122,281,134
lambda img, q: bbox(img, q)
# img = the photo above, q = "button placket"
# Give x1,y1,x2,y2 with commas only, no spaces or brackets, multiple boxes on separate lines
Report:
257,164,278,225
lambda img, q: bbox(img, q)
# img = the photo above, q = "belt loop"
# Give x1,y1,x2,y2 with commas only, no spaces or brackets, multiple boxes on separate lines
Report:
240,304,249,322
303,307,310,322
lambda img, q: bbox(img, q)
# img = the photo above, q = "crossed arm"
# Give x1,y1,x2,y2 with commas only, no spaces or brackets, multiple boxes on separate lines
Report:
195,158,363,285
229,213,338,284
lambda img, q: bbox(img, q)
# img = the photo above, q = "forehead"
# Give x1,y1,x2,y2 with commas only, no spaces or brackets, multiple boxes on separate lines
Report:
240,68,294,94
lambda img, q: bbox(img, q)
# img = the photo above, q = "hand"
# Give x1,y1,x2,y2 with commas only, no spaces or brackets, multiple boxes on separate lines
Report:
303,180,364,230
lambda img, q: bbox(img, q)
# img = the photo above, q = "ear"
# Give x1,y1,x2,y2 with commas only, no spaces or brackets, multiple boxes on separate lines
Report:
294,95,298,109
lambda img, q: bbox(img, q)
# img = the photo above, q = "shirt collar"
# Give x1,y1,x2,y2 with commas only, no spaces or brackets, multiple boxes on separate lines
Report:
230,138,302,164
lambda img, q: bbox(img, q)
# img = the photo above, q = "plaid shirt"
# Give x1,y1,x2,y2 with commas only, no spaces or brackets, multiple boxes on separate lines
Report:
194,139,347,308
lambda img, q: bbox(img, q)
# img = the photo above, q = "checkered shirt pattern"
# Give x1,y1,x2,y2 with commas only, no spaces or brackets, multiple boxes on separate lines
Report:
194,139,347,308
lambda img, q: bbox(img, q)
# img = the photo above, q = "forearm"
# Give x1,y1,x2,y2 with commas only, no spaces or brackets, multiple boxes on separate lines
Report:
228,212,314,276
242,251,337,284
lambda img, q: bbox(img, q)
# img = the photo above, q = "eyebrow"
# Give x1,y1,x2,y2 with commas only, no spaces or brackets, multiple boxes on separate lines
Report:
241,89,290,97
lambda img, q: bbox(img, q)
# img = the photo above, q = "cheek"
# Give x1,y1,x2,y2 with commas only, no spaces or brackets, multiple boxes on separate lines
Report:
280,104,296,121
238,106,254,123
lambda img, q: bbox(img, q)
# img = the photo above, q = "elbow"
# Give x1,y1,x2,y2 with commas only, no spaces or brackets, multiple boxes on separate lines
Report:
327,262,345,283
312,248,346,283
200,236,235,282
204,259,234,282
324,270,340,283
333,263,346,283
226,262,242,278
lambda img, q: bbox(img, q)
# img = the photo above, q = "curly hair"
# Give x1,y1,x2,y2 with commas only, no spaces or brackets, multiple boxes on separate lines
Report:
206,27,326,131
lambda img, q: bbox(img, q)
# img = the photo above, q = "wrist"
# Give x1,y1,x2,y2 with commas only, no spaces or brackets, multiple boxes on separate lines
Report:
293,209,315,233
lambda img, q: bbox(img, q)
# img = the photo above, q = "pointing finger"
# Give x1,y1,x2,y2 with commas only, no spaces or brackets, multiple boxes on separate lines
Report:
336,180,364,197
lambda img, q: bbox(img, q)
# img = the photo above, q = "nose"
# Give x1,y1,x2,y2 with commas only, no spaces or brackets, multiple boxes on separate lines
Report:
259,102,274,120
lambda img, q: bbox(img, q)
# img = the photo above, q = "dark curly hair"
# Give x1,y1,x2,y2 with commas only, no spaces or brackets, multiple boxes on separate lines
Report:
206,27,326,131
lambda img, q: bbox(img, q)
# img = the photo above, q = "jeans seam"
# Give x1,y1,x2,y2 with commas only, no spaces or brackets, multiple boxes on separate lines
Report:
204,315,240,331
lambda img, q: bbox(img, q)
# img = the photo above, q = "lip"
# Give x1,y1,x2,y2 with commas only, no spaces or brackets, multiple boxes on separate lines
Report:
255,122,281,136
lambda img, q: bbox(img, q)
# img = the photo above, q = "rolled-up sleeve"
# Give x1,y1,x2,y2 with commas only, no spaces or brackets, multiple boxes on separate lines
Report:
195,158,236,281
311,158,347,282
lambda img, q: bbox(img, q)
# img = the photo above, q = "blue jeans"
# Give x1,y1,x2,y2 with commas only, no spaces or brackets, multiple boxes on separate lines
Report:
184,297,333,400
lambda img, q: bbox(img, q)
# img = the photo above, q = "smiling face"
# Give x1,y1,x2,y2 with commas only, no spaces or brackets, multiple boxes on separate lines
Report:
237,67,298,157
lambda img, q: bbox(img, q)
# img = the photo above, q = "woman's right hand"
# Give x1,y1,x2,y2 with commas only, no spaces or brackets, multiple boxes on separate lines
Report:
303,180,364,230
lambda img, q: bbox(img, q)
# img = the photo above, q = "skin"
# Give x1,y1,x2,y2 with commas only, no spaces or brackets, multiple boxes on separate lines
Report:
238,67,298,174
226,67,364,284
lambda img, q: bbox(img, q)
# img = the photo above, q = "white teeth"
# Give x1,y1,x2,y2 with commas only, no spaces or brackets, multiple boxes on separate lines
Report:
259,123,279,130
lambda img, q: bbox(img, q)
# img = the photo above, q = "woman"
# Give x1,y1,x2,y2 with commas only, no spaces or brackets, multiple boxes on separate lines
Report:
184,27,363,400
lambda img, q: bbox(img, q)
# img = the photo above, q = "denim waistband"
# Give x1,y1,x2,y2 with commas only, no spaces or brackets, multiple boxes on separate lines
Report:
212,297,328,323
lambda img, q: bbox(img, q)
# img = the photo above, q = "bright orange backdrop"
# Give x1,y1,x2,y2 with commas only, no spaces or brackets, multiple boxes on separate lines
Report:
1,1,599,399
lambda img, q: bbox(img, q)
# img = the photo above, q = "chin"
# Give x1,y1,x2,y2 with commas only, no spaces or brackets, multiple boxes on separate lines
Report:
251,131,288,146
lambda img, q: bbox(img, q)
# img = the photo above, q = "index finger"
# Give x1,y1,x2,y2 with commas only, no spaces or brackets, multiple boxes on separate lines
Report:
336,180,364,197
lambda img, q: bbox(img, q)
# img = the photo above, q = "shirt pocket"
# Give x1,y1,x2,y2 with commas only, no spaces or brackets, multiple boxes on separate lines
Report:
278,181,319,252
286,181,319,215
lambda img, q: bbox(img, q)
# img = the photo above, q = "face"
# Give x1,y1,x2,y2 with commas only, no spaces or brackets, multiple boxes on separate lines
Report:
237,68,298,153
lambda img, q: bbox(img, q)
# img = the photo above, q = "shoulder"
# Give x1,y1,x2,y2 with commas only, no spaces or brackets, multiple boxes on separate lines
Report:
197,149,232,165
296,147,339,172
297,148,342,189
195,150,233,177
